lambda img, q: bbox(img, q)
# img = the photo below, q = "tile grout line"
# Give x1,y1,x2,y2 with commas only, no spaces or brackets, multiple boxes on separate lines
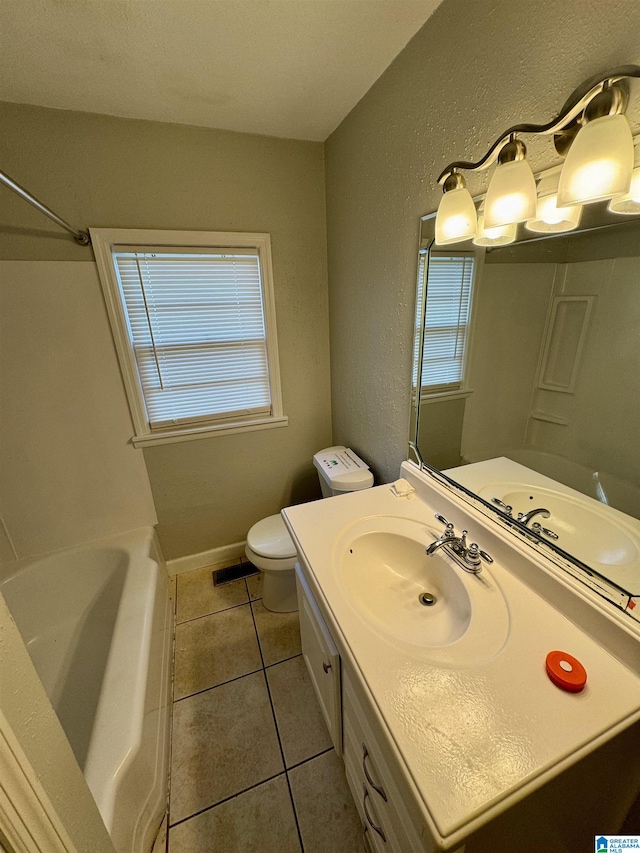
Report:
249,599,306,853
168,771,287,829
173,666,265,704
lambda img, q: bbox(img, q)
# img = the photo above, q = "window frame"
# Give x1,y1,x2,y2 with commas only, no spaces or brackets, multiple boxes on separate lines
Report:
416,250,476,401
91,228,287,446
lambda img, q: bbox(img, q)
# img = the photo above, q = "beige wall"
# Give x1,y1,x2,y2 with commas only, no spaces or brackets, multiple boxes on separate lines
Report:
325,0,640,484
0,103,331,559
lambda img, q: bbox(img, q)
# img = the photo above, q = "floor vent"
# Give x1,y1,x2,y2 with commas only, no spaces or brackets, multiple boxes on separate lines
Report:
213,562,260,586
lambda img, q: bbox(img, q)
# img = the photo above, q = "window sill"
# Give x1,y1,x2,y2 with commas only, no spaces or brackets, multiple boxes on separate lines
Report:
419,389,474,404
132,415,288,447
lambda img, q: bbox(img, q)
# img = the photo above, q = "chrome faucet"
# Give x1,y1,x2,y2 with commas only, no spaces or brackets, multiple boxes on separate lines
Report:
426,514,493,574
517,507,551,526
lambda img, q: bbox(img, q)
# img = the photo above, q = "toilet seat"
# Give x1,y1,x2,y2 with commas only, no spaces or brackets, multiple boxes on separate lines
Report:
246,514,296,560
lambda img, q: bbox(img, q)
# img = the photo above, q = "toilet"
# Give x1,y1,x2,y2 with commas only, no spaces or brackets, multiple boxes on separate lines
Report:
245,446,374,612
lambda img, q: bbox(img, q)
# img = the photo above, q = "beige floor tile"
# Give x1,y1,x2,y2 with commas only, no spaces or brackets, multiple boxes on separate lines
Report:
177,567,248,623
246,572,263,601
174,604,262,700
267,656,332,767
170,671,283,824
252,600,301,666
289,750,366,853
168,775,300,853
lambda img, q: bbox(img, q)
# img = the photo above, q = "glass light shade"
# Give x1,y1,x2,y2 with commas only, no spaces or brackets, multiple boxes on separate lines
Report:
473,214,517,246
526,192,582,233
557,114,634,207
484,159,537,229
435,187,477,245
608,163,640,214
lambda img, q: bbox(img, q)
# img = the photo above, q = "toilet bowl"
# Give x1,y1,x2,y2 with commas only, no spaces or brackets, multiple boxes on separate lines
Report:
245,446,374,612
245,514,298,613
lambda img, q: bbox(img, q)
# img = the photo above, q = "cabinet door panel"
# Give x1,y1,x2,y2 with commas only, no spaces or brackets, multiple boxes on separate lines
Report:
295,565,342,754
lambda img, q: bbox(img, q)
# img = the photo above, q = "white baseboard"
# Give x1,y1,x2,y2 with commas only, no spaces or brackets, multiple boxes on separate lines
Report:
167,541,246,576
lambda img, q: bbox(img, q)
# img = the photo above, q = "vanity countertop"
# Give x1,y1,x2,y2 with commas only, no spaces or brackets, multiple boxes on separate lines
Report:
282,463,640,847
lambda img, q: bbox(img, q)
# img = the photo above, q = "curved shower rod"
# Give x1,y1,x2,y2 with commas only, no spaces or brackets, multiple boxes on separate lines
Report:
0,169,91,245
436,65,640,185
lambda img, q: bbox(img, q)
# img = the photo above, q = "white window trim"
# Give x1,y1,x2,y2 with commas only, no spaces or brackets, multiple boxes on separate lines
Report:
91,228,287,446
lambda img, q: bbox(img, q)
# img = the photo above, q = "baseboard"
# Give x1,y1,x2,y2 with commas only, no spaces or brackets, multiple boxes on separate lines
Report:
166,541,246,576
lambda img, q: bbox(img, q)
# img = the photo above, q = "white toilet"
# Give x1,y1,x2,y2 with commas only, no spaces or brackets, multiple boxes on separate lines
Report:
245,446,374,612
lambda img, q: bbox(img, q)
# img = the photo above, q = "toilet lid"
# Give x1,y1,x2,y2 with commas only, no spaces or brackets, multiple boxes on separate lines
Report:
247,514,297,559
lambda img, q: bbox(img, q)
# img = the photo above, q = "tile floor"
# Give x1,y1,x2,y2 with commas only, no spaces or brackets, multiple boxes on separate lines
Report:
164,563,366,852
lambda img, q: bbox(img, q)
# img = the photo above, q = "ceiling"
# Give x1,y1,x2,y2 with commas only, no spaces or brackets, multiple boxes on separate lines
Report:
0,0,443,141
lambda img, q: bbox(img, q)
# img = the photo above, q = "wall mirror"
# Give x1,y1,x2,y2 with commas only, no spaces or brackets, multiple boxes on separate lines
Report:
410,201,640,616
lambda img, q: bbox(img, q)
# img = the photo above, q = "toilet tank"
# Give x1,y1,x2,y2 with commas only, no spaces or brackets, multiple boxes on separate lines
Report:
313,446,374,498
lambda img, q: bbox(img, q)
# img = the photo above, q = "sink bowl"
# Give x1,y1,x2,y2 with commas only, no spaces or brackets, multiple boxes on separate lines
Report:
479,482,640,580
341,530,471,647
332,515,510,663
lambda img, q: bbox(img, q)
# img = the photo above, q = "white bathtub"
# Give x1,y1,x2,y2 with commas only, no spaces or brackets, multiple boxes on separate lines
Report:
0,527,173,853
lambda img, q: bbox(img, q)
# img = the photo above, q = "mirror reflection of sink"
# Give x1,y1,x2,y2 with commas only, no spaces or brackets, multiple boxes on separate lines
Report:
506,490,636,564
333,515,510,663
341,530,471,647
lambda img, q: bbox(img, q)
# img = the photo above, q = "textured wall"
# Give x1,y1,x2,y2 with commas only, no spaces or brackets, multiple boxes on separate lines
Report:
0,103,331,558
325,0,640,483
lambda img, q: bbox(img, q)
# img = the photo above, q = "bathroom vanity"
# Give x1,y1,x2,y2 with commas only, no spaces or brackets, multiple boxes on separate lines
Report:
283,461,640,853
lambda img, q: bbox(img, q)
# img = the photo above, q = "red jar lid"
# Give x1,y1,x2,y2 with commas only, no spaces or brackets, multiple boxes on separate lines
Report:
546,650,587,693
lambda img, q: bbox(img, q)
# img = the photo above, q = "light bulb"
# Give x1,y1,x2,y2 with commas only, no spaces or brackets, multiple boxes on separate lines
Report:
557,114,634,206
473,214,517,246
435,182,477,245
526,187,582,233
484,158,537,229
608,147,640,214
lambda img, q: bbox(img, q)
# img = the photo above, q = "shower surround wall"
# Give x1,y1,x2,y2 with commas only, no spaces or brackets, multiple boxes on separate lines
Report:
324,0,640,484
0,103,332,560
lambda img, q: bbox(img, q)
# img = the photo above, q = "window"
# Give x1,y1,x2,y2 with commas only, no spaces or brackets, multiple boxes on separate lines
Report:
92,229,286,446
415,252,475,395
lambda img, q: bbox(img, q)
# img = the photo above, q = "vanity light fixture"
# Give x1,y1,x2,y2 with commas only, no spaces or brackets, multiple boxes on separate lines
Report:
434,172,477,245
434,66,640,245
608,144,640,214
484,137,537,229
557,83,635,207
526,175,582,234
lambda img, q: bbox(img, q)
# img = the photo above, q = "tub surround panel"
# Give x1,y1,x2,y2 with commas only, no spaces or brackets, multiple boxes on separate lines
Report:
0,260,156,559
0,100,332,560
325,0,640,483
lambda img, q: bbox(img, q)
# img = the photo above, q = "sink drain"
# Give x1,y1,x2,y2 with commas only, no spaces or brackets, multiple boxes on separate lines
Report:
419,592,437,606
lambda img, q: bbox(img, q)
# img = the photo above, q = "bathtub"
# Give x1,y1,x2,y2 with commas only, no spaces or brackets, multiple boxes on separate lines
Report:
0,527,173,853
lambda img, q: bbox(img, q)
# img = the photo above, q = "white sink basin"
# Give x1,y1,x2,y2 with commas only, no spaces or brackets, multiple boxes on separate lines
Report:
332,515,510,664
340,529,471,647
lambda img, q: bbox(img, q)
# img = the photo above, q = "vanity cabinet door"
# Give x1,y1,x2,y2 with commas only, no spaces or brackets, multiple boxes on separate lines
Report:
295,564,342,754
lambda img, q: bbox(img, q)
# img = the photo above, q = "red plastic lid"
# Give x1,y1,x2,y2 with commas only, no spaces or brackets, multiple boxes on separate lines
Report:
546,650,587,693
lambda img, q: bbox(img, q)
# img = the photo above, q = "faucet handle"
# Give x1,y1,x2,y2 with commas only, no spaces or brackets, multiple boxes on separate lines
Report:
468,543,494,565
434,514,455,536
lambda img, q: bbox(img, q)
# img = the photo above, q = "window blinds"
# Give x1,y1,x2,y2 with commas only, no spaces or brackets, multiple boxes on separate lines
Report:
114,249,271,429
420,254,474,391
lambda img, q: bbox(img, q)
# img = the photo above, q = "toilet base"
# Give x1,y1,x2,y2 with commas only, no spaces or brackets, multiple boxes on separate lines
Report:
262,568,298,613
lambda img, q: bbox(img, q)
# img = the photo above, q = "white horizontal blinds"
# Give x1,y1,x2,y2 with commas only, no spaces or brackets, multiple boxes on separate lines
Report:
113,248,271,429
421,254,474,391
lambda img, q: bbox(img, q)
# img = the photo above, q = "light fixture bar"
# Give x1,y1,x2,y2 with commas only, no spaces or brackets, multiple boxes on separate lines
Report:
436,65,640,185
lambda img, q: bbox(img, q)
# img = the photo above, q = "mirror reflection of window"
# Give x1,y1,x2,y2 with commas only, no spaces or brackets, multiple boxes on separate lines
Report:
419,253,475,394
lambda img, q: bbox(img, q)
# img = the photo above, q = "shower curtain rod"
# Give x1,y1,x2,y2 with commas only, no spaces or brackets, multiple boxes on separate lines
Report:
0,169,91,245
